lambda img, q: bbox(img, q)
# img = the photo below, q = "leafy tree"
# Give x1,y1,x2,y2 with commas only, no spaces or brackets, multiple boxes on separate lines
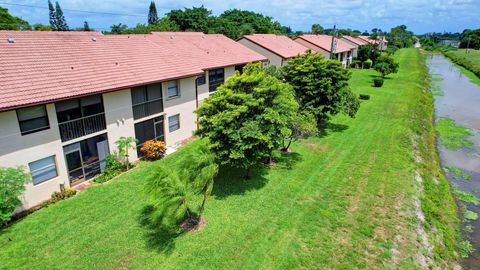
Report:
196,63,298,178
218,9,287,39
83,21,91,31
0,6,30,30
374,53,399,78
145,145,218,227
282,111,317,152
460,29,480,50
357,43,380,63
148,1,159,25
110,23,128,34
115,137,137,170
281,51,360,124
0,167,30,226
387,25,414,48
48,0,56,30
167,6,212,33
311,24,324,34
33,23,52,31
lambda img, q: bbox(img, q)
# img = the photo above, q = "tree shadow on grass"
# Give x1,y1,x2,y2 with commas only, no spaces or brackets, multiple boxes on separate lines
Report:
368,74,393,80
213,151,302,199
137,204,185,254
317,122,349,139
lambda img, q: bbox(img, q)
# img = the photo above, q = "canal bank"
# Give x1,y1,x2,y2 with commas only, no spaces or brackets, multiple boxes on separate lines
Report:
427,53,480,269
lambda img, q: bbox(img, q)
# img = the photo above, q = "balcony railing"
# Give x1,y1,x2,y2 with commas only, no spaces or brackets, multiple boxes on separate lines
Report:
132,99,163,120
58,113,106,142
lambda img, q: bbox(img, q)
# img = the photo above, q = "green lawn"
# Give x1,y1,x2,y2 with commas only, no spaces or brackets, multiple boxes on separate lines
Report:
444,49,480,85
0,49,460,269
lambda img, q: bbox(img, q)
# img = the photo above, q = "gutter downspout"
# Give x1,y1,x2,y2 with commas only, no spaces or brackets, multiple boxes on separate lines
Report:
195,76,200,130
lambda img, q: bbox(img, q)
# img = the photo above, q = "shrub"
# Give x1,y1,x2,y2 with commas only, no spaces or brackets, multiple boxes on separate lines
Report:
364,59,373,69
374,53,399,78
94,154,124,183
359,94,370,100
140,140,167,161
373,77,384,87
350,60,361,68
51,188,76,203
0,167,30,226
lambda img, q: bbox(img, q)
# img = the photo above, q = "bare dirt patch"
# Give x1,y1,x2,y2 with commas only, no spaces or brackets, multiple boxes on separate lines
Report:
181,216,207,232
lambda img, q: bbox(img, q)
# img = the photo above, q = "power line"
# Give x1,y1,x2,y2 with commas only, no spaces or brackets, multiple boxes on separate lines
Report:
0,2,147,17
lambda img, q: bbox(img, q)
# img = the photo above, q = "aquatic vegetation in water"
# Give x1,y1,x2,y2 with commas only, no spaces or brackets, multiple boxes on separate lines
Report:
445,166,472,181
464,210,478,221
436,117,473,150
455,189,480,205
431,83,444,96
432,77,444,81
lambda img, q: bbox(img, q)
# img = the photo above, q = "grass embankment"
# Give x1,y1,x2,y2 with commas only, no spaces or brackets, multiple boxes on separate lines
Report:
0,49,460,269
443,49,480,85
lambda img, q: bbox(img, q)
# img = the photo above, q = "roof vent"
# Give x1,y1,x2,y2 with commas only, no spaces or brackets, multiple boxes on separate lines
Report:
170,36,174,39
92,37,97,42
7,37,15,43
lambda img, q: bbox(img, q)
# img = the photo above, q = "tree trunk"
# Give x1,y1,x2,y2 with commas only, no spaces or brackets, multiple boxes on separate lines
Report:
199,192,207,218
245,165,253,180
125,155,129,170
282,138,293,152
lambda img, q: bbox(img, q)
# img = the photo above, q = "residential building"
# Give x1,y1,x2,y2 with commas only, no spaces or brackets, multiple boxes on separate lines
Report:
439,39,461,48
0,31,266,211
340,35,369,58
358,35,388,51
237,34,310,66
293,34,355,67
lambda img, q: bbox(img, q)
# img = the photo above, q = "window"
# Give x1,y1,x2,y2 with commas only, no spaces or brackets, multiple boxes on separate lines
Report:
196,75,206,86
131,83,163,120
167,80,179,98
208,68,224,92
168,114,180,132
134,116,164,156
29,156,58,185
17,105,50,135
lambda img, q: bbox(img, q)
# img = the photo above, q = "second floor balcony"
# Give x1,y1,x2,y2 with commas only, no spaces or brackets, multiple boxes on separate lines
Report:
58,112,106,142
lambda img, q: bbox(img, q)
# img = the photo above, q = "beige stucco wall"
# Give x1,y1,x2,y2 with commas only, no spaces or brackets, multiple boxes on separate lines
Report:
0,104,69,211
162,77,198,146
103,89,138,161
237,39,284,67
340,39,359,58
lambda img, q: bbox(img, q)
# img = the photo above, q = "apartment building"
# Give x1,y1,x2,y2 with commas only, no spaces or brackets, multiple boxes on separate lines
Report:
0,31,266,210
340,35,370,58
358,35,389,51
293,34,355,67
237,34,310,66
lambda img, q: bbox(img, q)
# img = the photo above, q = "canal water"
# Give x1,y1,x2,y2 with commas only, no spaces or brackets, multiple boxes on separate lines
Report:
427,54,480,269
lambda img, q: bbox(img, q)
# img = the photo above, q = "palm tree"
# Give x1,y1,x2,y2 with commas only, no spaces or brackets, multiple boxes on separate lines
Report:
145,145,218,228
115,137,137,170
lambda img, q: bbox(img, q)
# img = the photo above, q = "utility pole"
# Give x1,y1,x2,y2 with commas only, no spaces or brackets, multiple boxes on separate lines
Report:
329,24,336,60
466,37,471,54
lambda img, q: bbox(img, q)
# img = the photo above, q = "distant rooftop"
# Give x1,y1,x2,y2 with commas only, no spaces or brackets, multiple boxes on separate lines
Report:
294,34,355,53
239,34,310,59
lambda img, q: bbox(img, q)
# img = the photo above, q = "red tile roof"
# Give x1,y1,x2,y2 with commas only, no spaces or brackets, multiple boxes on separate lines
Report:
358,35,388,45
341,35,369,46
0,31,266,112
239,34,310,59
294,34,355,53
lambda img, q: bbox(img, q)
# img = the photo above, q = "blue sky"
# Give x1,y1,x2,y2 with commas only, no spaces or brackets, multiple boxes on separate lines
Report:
1,0,479,34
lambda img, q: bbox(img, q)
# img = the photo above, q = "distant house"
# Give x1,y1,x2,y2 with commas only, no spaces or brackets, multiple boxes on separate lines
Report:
340,35,370,58
0,31,266,211
439,39,461,48
293,34,355,67
358,35,388,51
237,34,310,66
